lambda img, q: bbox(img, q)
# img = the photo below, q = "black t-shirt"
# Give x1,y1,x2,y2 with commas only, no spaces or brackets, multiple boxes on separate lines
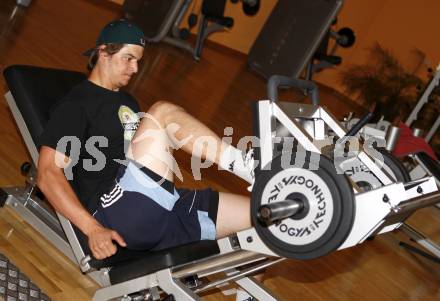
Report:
39,80,141,213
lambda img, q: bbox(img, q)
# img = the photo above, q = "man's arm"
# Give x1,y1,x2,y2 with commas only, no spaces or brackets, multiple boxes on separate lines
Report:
37,146,126,259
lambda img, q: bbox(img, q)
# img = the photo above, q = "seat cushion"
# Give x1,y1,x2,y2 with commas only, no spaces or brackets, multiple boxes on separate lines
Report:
103,241,220,284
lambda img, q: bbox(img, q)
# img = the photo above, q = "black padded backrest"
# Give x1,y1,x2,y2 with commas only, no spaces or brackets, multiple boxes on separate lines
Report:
248,0,343,78
202,0,227,17
3,65,87,145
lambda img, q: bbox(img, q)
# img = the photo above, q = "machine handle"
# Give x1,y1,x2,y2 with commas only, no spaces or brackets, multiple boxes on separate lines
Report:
267,75,319,105
344,111,374,138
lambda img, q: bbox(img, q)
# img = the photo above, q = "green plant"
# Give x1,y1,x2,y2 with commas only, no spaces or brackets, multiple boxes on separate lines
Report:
339,43,439,153
339,43,424,121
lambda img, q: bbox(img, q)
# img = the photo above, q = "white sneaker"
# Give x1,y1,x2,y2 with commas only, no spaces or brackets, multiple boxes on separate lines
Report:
243,148,256,192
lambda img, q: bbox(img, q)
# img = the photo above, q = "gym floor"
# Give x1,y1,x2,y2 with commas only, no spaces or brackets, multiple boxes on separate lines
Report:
0,0,438,300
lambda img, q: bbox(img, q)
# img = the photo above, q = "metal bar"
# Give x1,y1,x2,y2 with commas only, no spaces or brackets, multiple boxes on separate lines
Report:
235,276,278,301
146,0,187,42
318,106,347,138
258,101,275,169
93,273,159,301
163,36,193,53
406,63,440,126
399,242,440,263
425,115,440,142
258,200,303,224
171,0,192,38
273,103,321,153
3,192,75,262
389,191,440,217
21,195,62,235
57,213,91,272
5,91,39,166
193,258,285,294
401,223,440,258
157,269,202,301
172,250,264,279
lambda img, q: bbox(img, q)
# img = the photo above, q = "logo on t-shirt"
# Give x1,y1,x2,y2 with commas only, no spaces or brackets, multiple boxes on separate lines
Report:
118,105,139,140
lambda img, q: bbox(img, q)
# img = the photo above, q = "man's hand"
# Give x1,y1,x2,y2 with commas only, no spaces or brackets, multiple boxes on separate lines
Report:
38,146,127,260
87,224,127,259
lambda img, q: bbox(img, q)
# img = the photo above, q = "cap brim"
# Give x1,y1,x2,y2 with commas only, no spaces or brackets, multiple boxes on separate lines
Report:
82,48,95,57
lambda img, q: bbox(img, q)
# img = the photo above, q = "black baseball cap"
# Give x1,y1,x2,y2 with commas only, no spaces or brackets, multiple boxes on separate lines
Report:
83,19,146,56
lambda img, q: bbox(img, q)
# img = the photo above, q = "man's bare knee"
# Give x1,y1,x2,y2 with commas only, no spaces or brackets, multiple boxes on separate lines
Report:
147,101,185,127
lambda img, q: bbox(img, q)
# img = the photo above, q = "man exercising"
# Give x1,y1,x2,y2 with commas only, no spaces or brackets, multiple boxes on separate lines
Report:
37,19,255,268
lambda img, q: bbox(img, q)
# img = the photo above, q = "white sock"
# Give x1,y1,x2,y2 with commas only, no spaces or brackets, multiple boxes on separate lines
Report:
219,145,253,184
236,288,253,301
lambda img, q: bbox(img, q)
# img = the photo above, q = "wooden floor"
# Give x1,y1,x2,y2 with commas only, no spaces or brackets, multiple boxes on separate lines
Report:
0,0,439,300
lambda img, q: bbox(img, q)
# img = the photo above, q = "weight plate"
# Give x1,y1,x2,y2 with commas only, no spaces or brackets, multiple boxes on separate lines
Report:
243,0,260,16
379,148,410,182
251,152,355,260
337,27,355,48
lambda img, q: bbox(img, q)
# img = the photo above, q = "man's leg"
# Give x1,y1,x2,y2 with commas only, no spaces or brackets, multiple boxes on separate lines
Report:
216,192,251,238
128,101,254,183
129,102,261,300
216,192,264,301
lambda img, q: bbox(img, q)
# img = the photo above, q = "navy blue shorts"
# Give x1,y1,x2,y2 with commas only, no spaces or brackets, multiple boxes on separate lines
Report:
94,161,219,251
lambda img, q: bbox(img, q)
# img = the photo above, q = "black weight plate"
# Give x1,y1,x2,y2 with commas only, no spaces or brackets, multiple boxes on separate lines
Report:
243,0,260,16
378,148,410,182
337,27,355,48
251,152,355,260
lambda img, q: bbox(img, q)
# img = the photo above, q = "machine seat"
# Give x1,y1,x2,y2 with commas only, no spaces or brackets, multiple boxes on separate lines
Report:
104,241,219,284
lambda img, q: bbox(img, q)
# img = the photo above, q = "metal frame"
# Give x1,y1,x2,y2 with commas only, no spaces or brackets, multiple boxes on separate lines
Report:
5,91,39,166
258,100,392,185
247,100,440,261
345,107,440,261
406,63,440,127
2,187,75,262
400,223,440,260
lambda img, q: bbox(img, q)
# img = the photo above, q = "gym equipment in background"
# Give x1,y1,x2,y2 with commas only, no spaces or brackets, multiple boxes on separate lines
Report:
230,0,261,16
405,63,440,143
16,0,31,7
1,66,439,300
248,0,346,79
123,0,259,61
305,23,355,80
343,63,440,152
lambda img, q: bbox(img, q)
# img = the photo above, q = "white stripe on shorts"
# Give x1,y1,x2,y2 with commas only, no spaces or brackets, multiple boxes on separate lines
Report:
100,184,124,208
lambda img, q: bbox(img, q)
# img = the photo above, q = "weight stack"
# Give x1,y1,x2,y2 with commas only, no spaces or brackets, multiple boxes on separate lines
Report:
248,0,343,79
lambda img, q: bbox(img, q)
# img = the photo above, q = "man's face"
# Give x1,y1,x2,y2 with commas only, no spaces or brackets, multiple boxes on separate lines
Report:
103,44,144,90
